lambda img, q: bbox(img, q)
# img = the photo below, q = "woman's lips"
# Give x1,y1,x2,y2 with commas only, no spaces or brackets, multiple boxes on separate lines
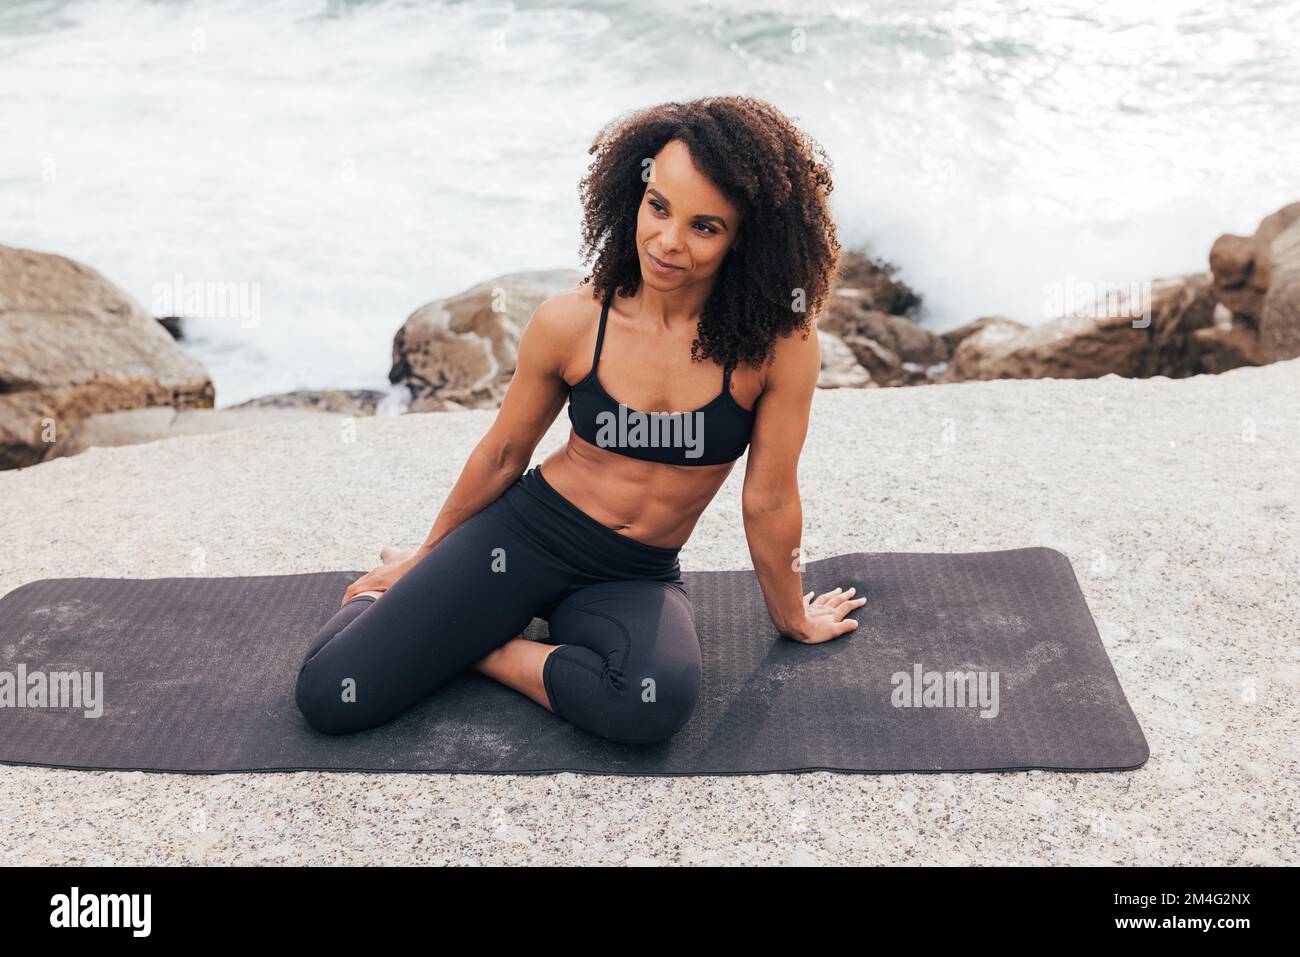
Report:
648,251,684,273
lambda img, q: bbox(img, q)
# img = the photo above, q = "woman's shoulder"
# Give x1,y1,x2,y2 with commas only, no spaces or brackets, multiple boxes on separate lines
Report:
526,285,608,385
756,314,821,396
532,284,605,330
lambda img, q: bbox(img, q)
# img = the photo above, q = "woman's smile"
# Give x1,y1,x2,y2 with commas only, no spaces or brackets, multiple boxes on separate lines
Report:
647,250,685,273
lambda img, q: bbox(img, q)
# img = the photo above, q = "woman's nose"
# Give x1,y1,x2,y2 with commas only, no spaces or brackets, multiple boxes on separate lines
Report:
659,224,684,252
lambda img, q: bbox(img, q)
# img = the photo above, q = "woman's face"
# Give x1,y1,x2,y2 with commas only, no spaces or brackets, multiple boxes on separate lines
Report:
636,138,742,288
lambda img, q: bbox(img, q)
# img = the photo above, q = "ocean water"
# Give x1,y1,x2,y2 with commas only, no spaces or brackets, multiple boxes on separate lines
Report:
2,0,1296,407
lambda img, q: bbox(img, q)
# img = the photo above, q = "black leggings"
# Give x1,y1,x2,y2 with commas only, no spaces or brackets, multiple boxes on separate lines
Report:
294,464,702,745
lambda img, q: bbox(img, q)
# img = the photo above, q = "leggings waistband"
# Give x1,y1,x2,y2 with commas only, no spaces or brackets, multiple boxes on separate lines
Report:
502,464,682,581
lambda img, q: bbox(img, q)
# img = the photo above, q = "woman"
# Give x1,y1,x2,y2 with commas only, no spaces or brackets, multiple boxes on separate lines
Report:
295,95,865,745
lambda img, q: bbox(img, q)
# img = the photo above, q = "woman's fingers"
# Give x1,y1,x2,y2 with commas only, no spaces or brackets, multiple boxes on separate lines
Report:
836,588,866,610
835,593,868,618
792,586,868,642
809,587,838,607
809,588,867,621
341,570,377,606
813,586,856,607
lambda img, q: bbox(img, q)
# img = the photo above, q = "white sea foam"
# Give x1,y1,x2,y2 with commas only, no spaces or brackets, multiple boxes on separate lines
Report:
2,0,1295,405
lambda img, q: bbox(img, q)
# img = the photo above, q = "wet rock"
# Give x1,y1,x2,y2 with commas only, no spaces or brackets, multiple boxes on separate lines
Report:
229,389,386,417
0,244,213,470
390,269,582,410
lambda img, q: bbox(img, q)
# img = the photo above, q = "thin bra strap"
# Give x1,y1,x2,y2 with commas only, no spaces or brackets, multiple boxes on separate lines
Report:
592,287,613,368
722,358,733,392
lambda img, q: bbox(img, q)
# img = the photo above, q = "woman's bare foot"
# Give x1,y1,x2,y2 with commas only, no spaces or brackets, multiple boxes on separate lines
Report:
475,637,522,676
348,547,420,604
380,545,419,564
475,636,564,714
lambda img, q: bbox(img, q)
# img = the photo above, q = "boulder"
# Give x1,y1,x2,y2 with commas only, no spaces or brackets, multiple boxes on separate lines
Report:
1256,218,1300,363
390,269,582,412
815,251,942,387
941,316,1025,354
840,333,900,384
832,249,922,316
229,389,386,416
940,273,1236,382
837,334,934,387
1190,305,1265,374
1142,275,1238,374
942,201,1300,383
1210,201,1300,321
820,296,948,367
0,244,213,470
816,329,874,388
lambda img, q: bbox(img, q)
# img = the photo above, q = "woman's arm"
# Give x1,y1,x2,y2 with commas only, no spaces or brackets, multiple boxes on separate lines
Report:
741,316,862,643
340,291,576,605
409,291,577,558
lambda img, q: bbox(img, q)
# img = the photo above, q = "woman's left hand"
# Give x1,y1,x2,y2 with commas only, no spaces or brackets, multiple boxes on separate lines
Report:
785,586,866,644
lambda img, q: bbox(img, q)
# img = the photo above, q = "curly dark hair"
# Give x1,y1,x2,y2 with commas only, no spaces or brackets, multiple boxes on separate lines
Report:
576,95,840,374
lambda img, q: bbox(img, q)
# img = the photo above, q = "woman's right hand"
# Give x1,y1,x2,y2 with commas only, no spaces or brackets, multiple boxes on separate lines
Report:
340,556,419,607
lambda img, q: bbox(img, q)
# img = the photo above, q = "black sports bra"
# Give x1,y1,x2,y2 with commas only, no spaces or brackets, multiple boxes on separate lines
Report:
566,288,756,466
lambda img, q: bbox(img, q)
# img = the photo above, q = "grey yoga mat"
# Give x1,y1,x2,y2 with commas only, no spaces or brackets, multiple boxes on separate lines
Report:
0,548,1148,776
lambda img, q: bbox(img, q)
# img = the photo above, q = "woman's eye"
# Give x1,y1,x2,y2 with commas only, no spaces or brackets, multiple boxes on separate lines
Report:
648,200,715,235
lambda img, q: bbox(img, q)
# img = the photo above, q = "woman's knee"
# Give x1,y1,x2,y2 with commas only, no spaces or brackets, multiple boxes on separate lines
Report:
295,657,366,734
294,596,379,734
603,644,702,744
548,581,703,744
